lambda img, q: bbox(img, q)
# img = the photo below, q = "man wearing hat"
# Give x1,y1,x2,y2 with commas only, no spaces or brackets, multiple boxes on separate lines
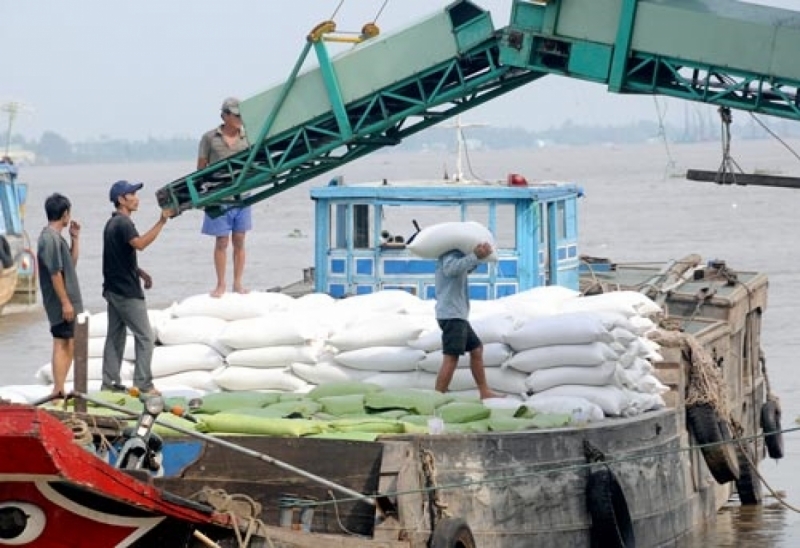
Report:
197,97,251,298
101,180,172,395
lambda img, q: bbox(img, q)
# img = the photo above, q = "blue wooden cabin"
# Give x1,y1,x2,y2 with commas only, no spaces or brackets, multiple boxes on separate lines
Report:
310,177,583,299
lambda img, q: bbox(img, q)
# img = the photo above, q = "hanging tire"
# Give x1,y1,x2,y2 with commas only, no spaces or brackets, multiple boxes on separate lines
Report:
0,236,12,269
686,403,740,484
760,399,784,460
586,468,635,548
430,517,476,548
734,443,763,505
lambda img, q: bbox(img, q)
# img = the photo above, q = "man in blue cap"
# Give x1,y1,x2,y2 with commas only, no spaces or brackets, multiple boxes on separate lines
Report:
101,180,172,395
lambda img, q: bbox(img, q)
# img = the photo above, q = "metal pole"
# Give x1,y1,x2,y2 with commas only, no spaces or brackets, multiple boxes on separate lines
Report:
70,391,376,507
73,314,89,413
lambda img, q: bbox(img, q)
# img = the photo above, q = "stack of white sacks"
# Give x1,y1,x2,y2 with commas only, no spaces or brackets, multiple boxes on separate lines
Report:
28,286,670,422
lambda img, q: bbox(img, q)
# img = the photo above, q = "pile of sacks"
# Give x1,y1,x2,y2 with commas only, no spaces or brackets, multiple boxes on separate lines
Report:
24,285,669,423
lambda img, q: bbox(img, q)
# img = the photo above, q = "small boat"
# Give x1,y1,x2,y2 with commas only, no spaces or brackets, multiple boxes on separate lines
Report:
0,159,36,313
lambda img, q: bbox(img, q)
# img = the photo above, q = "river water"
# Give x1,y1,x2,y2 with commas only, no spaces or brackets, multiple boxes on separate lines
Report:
1,140,798,546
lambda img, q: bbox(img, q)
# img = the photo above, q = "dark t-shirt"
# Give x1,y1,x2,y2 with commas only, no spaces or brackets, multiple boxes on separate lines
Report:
37,227,84,326
102,212,144,299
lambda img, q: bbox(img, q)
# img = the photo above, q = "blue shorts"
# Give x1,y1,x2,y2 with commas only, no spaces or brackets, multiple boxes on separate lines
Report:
51,320,76,339
438,319,481,356
201,206,252,237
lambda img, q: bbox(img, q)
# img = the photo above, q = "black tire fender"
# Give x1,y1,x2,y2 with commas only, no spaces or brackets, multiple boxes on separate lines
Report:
760,399,784,460
586,468,636,548
734,443,763,505
0,236,12,269
430,517,476,548
686,403,740,484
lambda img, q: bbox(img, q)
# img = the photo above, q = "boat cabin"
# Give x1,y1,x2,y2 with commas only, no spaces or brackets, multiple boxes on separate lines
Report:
309,176,582,299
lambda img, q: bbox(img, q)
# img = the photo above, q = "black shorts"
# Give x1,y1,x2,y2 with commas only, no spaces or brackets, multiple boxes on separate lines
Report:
438,319,481,356
51,320,76,339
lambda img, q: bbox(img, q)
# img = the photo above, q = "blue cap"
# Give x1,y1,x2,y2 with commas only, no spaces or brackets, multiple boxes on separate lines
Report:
109,180,144,203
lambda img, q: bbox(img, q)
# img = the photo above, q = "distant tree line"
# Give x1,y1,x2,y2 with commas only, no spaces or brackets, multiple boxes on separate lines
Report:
7,117,798,166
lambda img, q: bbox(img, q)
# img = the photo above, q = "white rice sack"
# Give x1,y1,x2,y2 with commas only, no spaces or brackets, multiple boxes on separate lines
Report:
88,336,135,361
524,361,617,393
485,368,528,394
560,291,663,318
88,311,108,337
226,345,320,368
219,313,314,349
407,221,497,261
499,285,579,319
505,342,620,373
172,293,264,321
334,290,424,316
328,313,427,351
635,374,671,395
212,366,309,392
533,385,630,416
503,312,615,352
361,370,425,390
628,315,657,335
623,389,666,416
611,326,638,345
291,361,373,384
469,313,517,345
0,384,52,403
292,292,337,312
154,370,219,393
417,343,512,373
36,359,134,383
87,310,164,339
151,344,224,378
156,316,227,347
244,291,297,313
409,328,443,352
524,394,605,423
334,346,424,372
437,367,526,394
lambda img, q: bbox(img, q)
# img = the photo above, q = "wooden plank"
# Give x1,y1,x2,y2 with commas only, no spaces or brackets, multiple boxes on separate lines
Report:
686,169,800,189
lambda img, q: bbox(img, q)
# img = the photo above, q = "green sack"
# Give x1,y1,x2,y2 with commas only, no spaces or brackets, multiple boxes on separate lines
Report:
317,394,366,416
529,412,573,429
488,416,540,432
328,417,406,434
194,391,282,414
308,381,383,400
440,419,490,433
197,413,325,437
263,399,322,418
437,401,491,424
365,388,452,416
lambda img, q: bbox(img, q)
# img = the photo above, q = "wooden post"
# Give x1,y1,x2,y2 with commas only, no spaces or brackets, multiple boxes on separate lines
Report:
73,313,89,413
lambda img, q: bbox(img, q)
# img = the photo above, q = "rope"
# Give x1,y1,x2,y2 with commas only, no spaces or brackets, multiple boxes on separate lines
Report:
421,448,451,521
327,490,367,537
62,417,93,446
652,96,677,179
372,0,390,23
747,112,800,164
329,0,345,20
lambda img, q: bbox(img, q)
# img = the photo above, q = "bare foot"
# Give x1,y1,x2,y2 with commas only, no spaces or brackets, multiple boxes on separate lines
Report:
480,390,505,400
210,286,226,298
233,286,249,295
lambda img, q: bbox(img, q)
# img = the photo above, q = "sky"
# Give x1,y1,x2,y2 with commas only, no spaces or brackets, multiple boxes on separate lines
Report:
3,0,798,142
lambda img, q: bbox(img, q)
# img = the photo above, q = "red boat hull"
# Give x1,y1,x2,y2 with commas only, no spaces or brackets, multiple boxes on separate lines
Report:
0,405,232,548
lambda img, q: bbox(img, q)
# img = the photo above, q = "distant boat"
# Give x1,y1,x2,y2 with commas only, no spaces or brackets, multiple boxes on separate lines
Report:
0,159,36,313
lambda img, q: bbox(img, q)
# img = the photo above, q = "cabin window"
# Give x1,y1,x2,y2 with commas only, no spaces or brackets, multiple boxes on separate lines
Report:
0,184,12,235
556,200,566,240
381,205,461,246
495,204,515,249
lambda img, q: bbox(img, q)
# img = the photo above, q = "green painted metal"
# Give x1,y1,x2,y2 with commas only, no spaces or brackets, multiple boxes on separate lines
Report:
157,0,800,215
156,1,543,214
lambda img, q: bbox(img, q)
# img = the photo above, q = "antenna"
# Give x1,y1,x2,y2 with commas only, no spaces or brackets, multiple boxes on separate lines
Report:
441,115,488,182
1,101,34,158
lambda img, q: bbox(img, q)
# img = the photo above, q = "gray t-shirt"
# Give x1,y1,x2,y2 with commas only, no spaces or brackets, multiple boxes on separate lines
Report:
434,249,479,320
37,227,83,326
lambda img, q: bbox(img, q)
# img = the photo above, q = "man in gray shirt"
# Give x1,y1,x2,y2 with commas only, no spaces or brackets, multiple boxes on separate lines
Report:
197,97,252,298
434,242,499,399
37,193,83,398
